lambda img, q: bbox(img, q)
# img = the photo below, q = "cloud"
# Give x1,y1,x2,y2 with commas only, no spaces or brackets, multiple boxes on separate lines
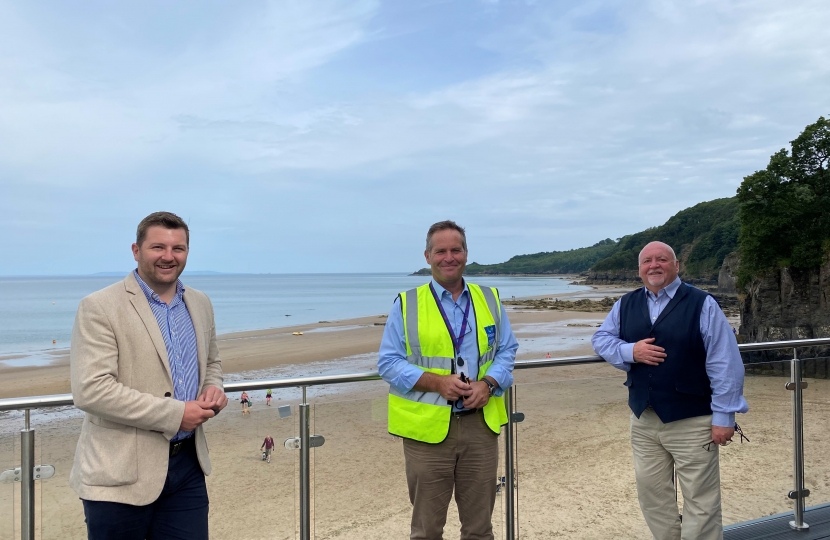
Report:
0,0,828,274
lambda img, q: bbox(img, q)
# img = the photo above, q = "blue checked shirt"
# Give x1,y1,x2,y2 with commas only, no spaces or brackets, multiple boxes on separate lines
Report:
134,270,200,441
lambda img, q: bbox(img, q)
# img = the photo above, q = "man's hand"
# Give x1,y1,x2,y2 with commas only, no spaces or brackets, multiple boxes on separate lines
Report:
198,385,229,414
180,401,216,432
712,425,735,445
632,338,667,365
416,373,473,401
463,381,491,409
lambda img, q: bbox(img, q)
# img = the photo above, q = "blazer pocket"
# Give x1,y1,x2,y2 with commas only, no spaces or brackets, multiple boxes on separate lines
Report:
78,421,138,487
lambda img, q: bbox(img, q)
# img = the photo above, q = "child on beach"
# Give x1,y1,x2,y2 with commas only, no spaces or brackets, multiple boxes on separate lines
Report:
241,391,250,415
266,389,272,406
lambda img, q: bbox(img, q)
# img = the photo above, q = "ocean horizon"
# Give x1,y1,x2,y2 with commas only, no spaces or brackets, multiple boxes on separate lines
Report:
0,272,588,358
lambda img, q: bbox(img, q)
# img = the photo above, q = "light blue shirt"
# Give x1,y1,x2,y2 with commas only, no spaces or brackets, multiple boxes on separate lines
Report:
134,270,200,441
378,279,518,411
591,277,748,427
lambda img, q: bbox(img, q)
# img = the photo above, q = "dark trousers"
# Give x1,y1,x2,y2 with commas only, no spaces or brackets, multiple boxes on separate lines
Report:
82,437,209,540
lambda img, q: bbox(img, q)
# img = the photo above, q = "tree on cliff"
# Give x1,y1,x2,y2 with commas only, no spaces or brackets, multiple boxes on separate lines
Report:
736,116,830,287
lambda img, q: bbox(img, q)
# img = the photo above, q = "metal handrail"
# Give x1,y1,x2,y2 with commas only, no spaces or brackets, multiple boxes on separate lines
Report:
2,338,828,412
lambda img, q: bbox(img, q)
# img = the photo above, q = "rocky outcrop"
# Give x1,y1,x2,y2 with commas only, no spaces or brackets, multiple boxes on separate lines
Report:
739,258,830,342
580,269,640,285
718,252,739,293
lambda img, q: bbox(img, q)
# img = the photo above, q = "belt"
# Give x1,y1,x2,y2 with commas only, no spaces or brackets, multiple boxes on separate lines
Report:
170,436,194,457
452,408,478,418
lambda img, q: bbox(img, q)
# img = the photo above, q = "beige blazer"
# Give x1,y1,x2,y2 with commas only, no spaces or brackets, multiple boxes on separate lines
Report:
69,272,223,505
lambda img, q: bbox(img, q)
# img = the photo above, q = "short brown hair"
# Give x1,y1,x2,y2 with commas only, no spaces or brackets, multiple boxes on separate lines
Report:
426,220,467,253
136,212,190,246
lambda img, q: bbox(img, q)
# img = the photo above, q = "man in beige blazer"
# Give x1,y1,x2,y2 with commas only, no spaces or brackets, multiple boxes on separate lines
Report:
70,211,228,540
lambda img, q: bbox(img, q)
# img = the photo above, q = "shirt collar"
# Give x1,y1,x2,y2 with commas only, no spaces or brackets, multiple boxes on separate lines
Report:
133,269,185,305
644,275,682,300
430,278,469,303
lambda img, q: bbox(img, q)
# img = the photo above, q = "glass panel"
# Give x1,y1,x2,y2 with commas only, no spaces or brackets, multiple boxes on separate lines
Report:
311,380,418,539
37,406,85,539
513,360,794,538
309,387,509,539
0,410,19,540
208,388,296,539
722,359,793,524
801,351,830,506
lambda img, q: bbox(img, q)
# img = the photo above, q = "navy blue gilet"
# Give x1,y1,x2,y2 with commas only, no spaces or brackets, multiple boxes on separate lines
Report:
620,283,712,423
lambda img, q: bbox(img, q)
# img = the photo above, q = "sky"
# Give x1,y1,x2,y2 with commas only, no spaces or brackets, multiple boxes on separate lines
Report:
1,0,828,275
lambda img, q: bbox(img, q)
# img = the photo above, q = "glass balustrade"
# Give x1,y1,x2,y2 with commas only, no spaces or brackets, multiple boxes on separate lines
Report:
0,411,18,540
37,407,83,539
721,359,793,524
205,388,296,540
802,352,830,507
309,379,507,540
1,341,829,539
513,373,651,539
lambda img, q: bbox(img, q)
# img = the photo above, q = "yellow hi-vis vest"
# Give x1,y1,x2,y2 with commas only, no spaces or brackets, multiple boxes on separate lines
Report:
387,282,509,443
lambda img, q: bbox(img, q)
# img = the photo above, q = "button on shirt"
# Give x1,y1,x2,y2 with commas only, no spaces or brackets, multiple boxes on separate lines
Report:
591,277,748,427
134,270,200,441
378,279,518,412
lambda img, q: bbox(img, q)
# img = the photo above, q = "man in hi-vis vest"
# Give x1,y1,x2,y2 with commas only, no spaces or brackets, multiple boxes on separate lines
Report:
379,220,518,540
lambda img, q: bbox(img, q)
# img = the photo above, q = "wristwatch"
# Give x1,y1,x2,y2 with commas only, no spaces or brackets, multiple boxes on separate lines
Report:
483,378,497,396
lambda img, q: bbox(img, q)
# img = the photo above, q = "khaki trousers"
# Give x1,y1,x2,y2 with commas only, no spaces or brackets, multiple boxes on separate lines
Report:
631,409,722,540
402,410,499,540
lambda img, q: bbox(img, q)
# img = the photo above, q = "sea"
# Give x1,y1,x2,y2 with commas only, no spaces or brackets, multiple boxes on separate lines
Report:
0,273,588,360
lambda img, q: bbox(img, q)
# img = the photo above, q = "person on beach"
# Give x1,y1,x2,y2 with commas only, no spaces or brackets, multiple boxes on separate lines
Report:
69,211,228,540
378,220,518,540
266,388,272,406
261,435,275,463
241,391,251,415
592,241,748,540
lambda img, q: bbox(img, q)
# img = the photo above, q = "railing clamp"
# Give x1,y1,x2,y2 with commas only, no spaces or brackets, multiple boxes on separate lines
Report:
788,489,811,499
511,412,525,423
785,382,808,391
0,465,55,484
285,435,325,449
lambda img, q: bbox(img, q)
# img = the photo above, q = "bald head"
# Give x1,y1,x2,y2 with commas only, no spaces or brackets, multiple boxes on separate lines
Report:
638,242,676,265
638,242,679,293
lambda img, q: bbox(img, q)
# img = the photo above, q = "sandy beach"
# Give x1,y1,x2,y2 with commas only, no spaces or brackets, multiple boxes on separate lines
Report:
1,283,827,539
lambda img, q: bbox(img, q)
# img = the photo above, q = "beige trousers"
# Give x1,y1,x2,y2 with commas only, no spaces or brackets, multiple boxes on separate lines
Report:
402,410,499,540
631,409,722,540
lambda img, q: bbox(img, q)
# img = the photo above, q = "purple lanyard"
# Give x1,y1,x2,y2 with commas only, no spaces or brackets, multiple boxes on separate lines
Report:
429,283,471,361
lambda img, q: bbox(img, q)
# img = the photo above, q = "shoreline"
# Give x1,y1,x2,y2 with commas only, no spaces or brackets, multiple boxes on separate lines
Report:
0,284,629,399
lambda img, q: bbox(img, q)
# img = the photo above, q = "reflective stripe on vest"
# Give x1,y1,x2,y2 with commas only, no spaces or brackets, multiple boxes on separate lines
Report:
387,282,508,443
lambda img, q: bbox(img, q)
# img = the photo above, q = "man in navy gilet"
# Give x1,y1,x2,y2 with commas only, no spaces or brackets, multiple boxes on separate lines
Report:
592,241,748,540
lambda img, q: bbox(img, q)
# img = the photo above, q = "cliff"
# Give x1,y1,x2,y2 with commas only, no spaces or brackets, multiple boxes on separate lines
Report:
739,257,830,342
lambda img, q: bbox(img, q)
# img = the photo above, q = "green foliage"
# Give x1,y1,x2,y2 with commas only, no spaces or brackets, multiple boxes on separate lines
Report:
737,116,830,287
590,198,740,280
463,239,618,275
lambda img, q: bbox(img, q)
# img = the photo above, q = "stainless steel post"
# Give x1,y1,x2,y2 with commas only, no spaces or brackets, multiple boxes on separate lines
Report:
299,387,311,540
789,348,809,530
504,386,515,540
21,409,35,540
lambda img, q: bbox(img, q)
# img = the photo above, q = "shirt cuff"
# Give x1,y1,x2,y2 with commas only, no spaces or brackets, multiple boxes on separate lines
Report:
621,343,635,363
712,412,735,427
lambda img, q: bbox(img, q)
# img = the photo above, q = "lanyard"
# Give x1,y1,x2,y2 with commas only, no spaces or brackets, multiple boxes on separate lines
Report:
428,283,471,363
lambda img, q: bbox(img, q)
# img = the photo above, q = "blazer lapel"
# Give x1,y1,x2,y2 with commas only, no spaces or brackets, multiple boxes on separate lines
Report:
652,283,687,329
183,290,207,389
125,274,173,384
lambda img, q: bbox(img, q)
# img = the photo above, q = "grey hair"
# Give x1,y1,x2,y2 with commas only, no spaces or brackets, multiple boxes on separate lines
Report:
425,220,467,253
